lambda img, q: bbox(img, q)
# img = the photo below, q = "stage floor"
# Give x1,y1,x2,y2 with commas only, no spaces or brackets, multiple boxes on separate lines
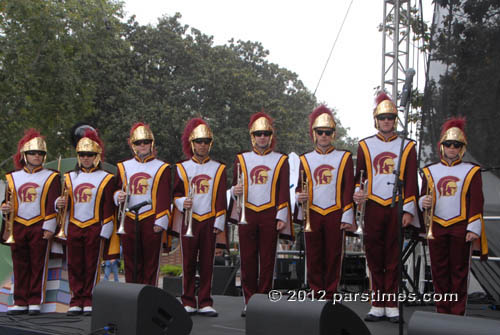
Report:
0,295,498,335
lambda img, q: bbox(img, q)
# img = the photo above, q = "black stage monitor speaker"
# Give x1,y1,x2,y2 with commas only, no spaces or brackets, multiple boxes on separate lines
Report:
246,294,371,335
408,311,500,335
92,281,192,335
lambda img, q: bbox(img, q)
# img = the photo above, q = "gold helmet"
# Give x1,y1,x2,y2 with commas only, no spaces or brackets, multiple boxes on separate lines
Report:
76,129,103,168
14,129,47,169
182,118,213,158
248,111,275,149
129,123,155,156
373,92,398,130
439,118,467,159
309,105,336,144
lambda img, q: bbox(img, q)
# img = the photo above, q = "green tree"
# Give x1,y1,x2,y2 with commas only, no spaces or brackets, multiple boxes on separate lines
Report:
421,0,500,173
0,0,128,173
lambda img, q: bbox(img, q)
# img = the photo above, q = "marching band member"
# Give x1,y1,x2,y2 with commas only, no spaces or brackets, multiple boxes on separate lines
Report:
171,118,227,317
1,129,60,315
229,111,293,317
56,130,115,316
420,118,488,315
353,93,419,323
294,106,355,299
115,123,171,285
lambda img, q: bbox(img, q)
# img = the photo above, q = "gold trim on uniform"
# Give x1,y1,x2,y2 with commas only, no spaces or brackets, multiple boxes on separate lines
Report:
299,152,351,215
176,162,225,221
360,139,415,206
237,153,287,212
6,172,58,226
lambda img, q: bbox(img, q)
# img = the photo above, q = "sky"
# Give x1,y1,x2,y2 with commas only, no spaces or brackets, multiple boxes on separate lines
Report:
123,0,432,140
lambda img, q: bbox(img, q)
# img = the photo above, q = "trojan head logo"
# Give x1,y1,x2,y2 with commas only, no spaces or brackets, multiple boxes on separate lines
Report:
18,182,39,203
373,152,397,175
129,172,152,195
74,183,95,203
192,174,212,194
250,165,271,185
437,176,460,197
313,165,335,185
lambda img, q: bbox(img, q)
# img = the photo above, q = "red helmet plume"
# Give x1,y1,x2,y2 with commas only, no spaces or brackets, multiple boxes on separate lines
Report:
79,129,105,161
309,105,336,141
375,92,393,106
248,110,276,150
13,129,46,170
438,117,467,158
182,118,208,159
439,117,466,142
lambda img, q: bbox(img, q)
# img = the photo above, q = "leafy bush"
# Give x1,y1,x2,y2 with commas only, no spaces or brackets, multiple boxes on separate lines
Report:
160,264,182,277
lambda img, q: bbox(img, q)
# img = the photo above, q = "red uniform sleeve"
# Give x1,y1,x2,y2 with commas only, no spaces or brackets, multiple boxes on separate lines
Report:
173,164,186,199
215,166,228,248
467,169,484,221
276,156,291,209
101,175,116,224
155,164,171,219
45,172,61,219
355,143,367,188
403,145,419,204
341,153,354,211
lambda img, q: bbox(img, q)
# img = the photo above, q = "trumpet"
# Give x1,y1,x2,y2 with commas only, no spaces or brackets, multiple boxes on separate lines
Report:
424,185,435,240
184,178,194,237
55,176,68,239
117,184,130,234
301,170,312,232
236,163,247,225
355,170,368,236
4,187,15,244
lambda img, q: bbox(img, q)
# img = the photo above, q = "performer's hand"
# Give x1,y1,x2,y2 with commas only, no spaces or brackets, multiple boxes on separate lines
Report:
402,212,413,227
43,230,54,240
213,228,222,234
466,231,479,242
1,202,11,214
296,191,308,204
56,196,67,209
234,184,243,196
421,195,432,209
117,191,127,204
340,223,357,232
276,220,286,231
153,225,163,233
353,190,367,204
183,197,193,209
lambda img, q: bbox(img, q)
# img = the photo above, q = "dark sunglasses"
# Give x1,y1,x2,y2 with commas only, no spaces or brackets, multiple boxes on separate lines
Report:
253,131,272,137
442,141,464,149
25,151,45,156
376,114,397,121
193,138,212,145
315,129,334,136
78,152,97,158
133,139,152,146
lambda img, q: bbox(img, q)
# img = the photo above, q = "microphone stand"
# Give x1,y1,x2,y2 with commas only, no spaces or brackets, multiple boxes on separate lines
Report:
390,84,413,335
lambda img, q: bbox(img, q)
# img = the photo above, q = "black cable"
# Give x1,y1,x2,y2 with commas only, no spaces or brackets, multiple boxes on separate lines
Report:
313,0,355,96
